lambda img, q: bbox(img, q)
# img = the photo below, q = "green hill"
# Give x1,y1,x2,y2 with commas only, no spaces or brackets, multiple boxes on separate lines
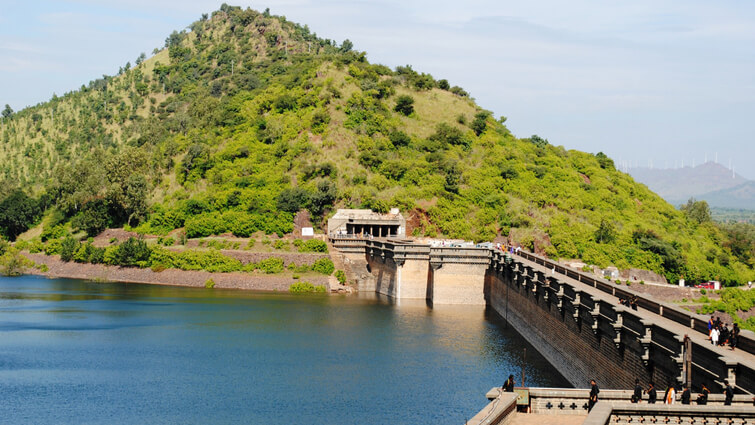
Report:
0,5,752,284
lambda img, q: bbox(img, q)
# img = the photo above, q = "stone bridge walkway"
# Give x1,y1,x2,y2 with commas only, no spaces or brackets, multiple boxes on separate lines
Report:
520,255,755,388
508,413,587,425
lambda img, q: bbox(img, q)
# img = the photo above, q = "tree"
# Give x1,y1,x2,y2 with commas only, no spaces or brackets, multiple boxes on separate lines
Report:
115,237,151,267
388,130,411,148
595,152,615,170
680,198,711,224
529,135,549,148
277,187,311,213
0,190,41,241
437,79,450,90
2,104,13,119
60,236,79,262
471,111,491,136
340,39,353,53
594,219,615,243
309,180,337,217
430,123,468,148
72,198,110,237
394,95,414,116
123,175,148,226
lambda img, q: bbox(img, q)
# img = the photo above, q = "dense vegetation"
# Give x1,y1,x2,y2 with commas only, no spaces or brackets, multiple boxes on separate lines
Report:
0,5,752,284
15,235,335,276
692,288,755,331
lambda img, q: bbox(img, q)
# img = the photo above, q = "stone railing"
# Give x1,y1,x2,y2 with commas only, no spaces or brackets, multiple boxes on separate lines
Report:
513,250,755,357
490,251,755,394
583,403,755,425
472,387,755,425
429,246,491,269
483,387,755,412
467,392,518,425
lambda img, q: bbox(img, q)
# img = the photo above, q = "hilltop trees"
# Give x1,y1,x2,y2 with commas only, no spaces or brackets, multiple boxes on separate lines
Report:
2,104,12,119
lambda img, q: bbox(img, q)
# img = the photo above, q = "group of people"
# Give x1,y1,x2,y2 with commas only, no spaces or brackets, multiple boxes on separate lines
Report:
630,379,733,405
618,296,639,310
502,376,737,411
708,316,741,350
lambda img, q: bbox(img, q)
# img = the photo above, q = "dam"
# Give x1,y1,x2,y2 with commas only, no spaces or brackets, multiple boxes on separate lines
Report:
331,236,755,396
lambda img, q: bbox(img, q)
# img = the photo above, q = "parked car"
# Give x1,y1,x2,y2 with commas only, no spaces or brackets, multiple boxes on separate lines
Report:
695,281,718,289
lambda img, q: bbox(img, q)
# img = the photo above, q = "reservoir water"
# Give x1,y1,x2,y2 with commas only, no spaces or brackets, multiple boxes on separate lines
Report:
0,275,569,424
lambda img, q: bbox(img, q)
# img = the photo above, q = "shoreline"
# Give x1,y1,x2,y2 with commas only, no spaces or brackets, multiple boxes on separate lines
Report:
23,253,333,292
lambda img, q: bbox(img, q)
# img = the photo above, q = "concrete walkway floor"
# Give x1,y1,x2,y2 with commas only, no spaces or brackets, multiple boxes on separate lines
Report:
509,413,587,425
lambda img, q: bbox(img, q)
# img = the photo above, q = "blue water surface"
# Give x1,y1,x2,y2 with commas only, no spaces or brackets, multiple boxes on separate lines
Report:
0,275,568,424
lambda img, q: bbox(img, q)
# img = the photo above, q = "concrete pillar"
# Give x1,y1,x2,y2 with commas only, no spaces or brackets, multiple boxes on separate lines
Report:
431,262,487,305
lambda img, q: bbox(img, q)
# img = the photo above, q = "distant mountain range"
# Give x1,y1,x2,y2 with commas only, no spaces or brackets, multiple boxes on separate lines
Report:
629,162,754,210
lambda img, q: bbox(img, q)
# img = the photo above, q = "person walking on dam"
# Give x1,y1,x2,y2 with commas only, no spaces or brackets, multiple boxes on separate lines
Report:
502,375,515,392
664,384,676,404
588,379,599,412
631,379,642,403
724,380,734,406
696,384,710,405
681,386,691,405
647,382,657,404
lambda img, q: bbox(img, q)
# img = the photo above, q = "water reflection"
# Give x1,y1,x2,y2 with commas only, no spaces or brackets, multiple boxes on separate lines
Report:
0,275,568,425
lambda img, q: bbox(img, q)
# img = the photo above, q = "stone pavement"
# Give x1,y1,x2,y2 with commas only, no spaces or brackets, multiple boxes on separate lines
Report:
509,413,587,425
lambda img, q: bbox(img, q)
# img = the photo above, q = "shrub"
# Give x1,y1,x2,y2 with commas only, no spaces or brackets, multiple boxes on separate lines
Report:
205,278,216,289
41,225,67,242
394,95,414,116
170,249,242,273
27,239,44,254
335,269,346,284
257,257,284,274
0,247,33,276
74,243,95,263
312,258,335,275
103,246,119,265
289,282,327,293
60,236,79,262
700,289,707,295
273,239,289,251
289,281,315,293
115,237,151,267
158,236,175,246
298,239,328,253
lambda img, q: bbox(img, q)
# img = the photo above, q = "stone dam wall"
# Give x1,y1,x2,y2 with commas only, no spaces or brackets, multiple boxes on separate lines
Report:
331,237,755,395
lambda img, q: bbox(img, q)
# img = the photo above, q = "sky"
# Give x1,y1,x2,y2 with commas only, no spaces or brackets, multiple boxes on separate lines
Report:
1,1,754,179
